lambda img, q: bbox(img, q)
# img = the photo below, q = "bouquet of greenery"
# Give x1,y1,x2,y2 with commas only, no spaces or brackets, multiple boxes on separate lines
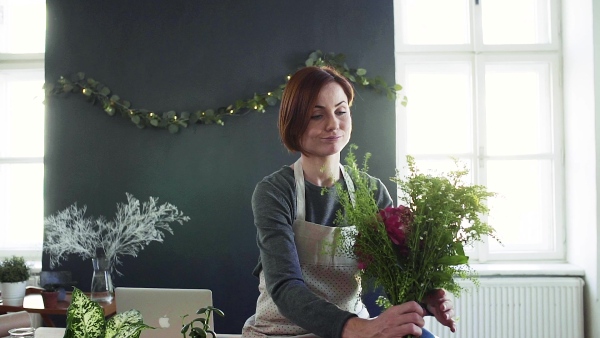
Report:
332,145,499,315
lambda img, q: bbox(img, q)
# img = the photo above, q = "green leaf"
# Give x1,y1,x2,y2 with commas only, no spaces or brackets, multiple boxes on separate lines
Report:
110,95,120,102
430,271,454,283
453,242,466,256
64,288,105,338
168,124,179,134
193,318,207,324
44,83,55,92
393,84,403,91
437,255,469,266
99,87,111,96
105,309,153,338
401,96,408,107
189,112,199,124
191,327,207,338
105,105,116,116
356,68,367,76
265,96,278,106
150,119,159,127
386,91,395,101
131,115,141,125
166,110,176,119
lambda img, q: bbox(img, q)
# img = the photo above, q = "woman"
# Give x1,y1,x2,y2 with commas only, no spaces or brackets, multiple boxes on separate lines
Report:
242,66,456,338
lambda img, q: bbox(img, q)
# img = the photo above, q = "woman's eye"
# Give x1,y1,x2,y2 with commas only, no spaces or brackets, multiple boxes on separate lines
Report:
336,111,347,115
310,114,323,120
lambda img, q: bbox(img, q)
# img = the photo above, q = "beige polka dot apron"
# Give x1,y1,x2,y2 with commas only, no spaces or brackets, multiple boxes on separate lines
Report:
242,158,369,338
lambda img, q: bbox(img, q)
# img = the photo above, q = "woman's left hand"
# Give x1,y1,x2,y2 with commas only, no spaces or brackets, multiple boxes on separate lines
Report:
423,289,456,333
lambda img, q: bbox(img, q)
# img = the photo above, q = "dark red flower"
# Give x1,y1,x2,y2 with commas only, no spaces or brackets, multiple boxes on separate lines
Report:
379,206,412,246
354,233,373,270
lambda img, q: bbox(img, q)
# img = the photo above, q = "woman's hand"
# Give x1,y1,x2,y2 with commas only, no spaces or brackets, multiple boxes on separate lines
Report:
423,289,456,333
341,301,425,338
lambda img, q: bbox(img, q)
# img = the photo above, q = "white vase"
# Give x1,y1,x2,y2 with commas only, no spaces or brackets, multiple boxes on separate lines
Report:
1,281,27,306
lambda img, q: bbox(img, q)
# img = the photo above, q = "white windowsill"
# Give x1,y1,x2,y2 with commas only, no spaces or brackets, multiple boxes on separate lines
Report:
469,263,585,277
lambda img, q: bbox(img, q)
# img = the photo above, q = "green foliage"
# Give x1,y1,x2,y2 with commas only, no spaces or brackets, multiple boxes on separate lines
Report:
42,283,62,292
105,309,153,338
45,50,405,133
0,256,30,283
64,288,153,338
180,306,225,338
64,288,106,338
330,145,500,310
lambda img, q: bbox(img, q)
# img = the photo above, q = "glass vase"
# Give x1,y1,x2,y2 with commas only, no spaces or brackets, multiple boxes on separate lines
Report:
8,327,35,338
90,257,114,302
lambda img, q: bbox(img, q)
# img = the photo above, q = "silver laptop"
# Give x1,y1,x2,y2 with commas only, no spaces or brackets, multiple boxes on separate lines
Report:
115,287,214,338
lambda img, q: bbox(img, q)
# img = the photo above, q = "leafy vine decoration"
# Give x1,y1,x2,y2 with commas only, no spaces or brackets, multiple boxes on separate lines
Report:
45,50,407,134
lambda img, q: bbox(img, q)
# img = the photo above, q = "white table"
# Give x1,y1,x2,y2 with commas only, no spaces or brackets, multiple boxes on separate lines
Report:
34,327,64,338
34,327,241,338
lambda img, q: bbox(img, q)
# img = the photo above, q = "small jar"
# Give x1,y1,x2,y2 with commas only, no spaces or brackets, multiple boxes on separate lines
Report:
8,327,35,337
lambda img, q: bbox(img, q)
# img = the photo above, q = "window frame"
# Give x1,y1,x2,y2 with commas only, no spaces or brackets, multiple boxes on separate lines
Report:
0,55,45,265
393,0,565,262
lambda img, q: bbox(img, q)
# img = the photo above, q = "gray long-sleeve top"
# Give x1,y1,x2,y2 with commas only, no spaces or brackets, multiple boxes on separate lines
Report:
250,165,393,338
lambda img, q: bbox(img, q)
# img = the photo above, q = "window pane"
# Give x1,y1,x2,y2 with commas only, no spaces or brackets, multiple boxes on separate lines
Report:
400,158,474,183
0,0,46,53
405,63,473,155
0,69,45,157
484,62,552,156
0,163,44,252
398,0,470,45
486,159,555,252
482,0,551,45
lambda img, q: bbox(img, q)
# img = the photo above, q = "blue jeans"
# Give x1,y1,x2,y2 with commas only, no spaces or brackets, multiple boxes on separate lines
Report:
421,328,436,338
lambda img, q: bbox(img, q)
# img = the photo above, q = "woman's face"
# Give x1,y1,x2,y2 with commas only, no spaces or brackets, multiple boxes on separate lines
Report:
300,82,352,157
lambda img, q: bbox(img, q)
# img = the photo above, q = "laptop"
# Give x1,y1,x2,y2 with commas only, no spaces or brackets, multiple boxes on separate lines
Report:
115,287,214,338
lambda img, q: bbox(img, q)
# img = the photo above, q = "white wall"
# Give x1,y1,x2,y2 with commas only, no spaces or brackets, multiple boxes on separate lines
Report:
563,0,600,337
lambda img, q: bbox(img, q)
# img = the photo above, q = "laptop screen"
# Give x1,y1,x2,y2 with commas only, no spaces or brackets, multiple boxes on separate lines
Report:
115,287,213,338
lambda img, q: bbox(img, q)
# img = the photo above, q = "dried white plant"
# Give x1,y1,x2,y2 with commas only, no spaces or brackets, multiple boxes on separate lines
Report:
44,193,190,275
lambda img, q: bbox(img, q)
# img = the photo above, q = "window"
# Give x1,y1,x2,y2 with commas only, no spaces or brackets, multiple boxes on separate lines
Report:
394,0,563,261
0,0,46,263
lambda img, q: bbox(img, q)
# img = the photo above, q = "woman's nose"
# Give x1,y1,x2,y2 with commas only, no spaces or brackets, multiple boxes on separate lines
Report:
325,114,339,130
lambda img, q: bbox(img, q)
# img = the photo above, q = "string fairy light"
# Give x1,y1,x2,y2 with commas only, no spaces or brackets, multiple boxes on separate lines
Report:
48,50,403,134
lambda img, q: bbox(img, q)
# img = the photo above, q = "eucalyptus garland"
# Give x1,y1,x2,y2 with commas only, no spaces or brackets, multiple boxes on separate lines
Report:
45,50,407,134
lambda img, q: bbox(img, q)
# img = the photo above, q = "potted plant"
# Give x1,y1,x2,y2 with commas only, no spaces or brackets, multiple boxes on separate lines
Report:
181,306,224,338
0,255,31,306
64,288,152,338
41,283,61,308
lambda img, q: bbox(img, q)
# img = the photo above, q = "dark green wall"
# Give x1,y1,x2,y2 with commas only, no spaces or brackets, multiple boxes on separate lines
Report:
44,0,396,332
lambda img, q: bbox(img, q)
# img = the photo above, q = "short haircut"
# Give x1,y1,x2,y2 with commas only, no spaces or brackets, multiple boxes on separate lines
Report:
278,66,354,154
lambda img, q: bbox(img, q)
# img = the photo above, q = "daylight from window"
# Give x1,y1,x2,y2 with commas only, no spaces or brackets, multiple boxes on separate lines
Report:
0,0,46,262
395,0,562,261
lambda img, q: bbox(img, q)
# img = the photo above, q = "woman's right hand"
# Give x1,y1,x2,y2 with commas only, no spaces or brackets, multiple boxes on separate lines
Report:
341,301,425,338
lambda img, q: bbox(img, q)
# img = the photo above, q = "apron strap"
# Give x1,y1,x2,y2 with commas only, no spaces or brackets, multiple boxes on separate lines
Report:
294,157,356,221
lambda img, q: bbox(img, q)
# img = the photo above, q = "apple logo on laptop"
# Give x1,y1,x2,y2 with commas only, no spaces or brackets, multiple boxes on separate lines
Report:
158,315,170,328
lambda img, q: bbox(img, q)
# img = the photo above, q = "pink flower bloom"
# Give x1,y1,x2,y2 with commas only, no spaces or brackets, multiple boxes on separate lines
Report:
379,206,412,246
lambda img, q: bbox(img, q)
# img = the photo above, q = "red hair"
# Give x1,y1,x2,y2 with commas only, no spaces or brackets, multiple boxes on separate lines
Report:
278,66,354,154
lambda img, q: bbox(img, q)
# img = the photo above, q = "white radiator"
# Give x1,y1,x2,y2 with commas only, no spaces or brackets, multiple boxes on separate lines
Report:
424,277,585,338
